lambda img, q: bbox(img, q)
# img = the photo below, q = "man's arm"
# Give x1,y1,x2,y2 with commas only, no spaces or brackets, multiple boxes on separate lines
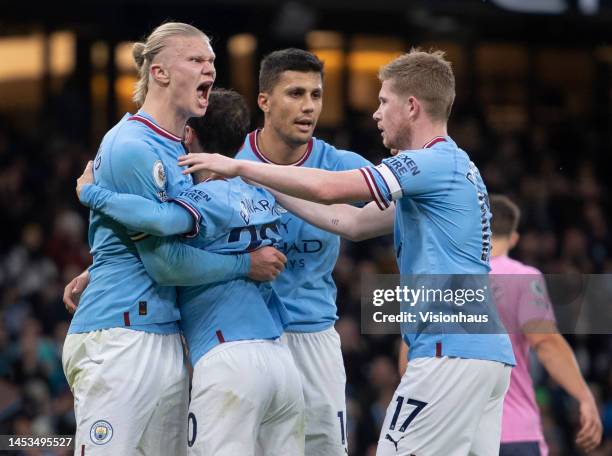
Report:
63,269,89,314
270,190,394,242
77,161,195,237
524,321,603,452
179,153,373,204
398,339,409,376
80,183,195,237
135,236,286,286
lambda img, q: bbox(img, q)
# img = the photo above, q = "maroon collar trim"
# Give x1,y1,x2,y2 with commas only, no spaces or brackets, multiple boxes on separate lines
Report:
423,136,447,149
128,115,183,142
248,129,313,166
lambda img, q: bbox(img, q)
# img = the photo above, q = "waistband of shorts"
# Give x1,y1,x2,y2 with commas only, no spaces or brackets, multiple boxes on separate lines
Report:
196,338,281,365
284,325,338,339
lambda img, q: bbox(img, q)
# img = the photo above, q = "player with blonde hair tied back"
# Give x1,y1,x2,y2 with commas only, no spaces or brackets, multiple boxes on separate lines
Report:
62,22,285,455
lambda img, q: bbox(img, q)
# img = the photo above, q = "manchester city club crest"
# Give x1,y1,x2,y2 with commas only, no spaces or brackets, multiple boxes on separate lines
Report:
152,160,167,190
90,420,113,445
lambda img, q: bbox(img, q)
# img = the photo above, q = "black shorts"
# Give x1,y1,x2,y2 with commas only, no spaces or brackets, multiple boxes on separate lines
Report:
499,441,541,456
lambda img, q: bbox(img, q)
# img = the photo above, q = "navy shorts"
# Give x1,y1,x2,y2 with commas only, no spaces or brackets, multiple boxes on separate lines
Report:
499,441,541,456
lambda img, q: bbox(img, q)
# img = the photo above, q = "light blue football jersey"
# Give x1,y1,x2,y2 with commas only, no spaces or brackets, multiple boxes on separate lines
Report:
71,112,250,335
69,111,192,335
80,176,289,365
364,136,515,365
236,130,372,332
172,178,291,365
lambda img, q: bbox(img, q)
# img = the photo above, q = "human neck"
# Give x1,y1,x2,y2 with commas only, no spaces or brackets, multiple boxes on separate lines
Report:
193,169,212,183
257,124,309,165
404,121,448,151
140,94,187,138
491,236,510,258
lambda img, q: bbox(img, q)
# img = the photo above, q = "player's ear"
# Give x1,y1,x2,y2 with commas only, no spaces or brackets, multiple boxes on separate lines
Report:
258,92,270,113
184,126,195,147
407,96,420,119
509,231,520,250
150,62,170,85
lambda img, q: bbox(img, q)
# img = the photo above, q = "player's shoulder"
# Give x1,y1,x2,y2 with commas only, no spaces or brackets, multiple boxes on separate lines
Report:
383,137,467,173
102,115,157,157
310,136,372,169
234,131,257,160
190,178,230,197
491,256,543,275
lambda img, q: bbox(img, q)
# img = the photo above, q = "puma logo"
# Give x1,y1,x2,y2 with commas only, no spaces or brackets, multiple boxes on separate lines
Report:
385,433,408,452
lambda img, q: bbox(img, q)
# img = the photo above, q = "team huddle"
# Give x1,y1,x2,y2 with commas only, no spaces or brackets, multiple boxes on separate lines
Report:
62,22,602,456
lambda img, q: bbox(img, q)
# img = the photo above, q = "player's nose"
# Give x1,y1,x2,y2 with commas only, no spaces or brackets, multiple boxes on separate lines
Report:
302,98,315,113
202,62,215,77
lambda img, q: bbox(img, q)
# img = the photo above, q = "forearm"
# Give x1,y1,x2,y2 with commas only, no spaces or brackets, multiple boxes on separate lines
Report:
535,335,593,403
272,191,393,241
80,184,194,236
398,340,409,376
136,236,250,286
271,190,360,240
237,161,361,204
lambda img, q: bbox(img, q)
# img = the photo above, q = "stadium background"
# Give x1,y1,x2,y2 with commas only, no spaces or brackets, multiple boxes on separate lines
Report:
0,0,611,454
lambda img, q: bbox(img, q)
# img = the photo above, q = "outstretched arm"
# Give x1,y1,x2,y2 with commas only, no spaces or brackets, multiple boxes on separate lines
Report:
179,153,373,205
270,190,394,242
525,321,602,452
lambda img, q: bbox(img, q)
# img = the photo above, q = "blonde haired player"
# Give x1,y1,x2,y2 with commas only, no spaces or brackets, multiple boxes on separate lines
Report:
179,49,517,455
62,23,283,455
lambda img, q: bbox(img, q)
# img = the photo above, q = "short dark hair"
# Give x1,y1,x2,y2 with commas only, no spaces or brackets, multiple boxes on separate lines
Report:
187,88,250,157
490,194,521,237
259,48,324,93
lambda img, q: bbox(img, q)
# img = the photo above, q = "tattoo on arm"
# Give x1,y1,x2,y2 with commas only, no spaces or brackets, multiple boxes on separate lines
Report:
331,218,340,226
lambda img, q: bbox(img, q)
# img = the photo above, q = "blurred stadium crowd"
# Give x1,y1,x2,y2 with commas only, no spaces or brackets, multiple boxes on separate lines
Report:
0,91,611,455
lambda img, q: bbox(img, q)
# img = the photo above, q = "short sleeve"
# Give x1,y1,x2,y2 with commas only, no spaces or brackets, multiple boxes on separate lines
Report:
517,273,556,327
334,150,373,171
101,139,168,202
359,149,453,210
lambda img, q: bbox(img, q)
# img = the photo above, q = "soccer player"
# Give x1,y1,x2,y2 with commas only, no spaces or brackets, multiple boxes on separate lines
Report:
488,195,602,455
76,88,305,455
62,24,284,456
179,49,517,455
234,48,375,455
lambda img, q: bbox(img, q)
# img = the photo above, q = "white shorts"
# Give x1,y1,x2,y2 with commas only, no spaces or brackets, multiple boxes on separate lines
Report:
377,356,511,456
62,328,189,456
282,327,348,456
188,339,305,456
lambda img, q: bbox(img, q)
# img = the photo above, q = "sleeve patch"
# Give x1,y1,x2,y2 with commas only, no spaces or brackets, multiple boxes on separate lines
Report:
152,160,167,190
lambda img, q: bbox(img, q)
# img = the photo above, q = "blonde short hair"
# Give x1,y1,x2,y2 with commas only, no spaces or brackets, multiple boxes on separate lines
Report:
379,49,455,121
132,22,209,106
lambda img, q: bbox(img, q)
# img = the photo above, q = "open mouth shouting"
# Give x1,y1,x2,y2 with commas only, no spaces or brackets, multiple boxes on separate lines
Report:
197,80,214,109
